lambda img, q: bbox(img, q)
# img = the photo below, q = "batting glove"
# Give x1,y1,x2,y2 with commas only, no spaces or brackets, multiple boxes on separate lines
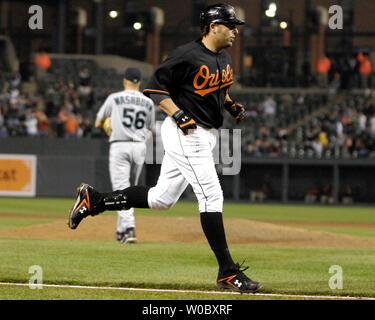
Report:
172,110,197,135
224,101,245,124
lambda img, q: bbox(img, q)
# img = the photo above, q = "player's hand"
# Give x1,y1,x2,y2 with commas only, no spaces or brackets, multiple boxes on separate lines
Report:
224,101,245,124
172,110,197,135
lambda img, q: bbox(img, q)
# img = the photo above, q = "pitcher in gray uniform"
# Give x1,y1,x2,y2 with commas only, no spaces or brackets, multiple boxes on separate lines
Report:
95,67,155,243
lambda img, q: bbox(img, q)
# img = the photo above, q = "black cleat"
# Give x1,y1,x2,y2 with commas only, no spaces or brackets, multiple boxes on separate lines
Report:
68,183,100,229
217,263,262,293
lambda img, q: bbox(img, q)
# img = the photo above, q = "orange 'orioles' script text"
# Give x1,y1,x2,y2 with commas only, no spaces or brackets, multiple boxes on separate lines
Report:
193,64,234,97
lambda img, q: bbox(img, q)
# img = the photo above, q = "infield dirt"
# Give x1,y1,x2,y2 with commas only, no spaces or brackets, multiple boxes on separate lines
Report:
1,215,375,248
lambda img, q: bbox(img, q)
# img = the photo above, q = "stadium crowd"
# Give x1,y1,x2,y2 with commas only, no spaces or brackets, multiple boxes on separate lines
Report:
1,56,375,160
0,70,95,138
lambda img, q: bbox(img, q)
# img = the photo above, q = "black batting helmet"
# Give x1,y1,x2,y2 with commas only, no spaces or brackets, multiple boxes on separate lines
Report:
200,3,245,31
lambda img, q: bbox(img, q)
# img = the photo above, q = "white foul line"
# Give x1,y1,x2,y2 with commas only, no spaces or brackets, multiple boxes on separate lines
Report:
1,282,374,300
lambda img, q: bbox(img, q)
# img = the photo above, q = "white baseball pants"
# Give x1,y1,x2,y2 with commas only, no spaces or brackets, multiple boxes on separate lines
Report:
148,116,223,213
109,141,146,233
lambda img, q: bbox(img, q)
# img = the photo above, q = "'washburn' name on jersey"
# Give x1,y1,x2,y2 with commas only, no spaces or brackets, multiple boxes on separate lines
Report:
114,96,153,111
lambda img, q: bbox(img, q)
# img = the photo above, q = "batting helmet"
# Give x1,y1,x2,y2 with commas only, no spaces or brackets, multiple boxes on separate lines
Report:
200,3,245,31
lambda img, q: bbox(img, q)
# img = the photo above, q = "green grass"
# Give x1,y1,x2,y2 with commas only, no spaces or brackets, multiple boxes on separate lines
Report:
1,238,375,299
1,286,310,300
1,197,375,300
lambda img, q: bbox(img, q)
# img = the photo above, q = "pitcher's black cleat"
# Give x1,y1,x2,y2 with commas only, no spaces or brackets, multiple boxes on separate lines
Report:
217,263,262,293
68,183,101,229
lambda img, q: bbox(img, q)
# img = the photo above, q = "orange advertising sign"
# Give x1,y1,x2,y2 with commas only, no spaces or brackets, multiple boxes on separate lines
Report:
0,155,37,196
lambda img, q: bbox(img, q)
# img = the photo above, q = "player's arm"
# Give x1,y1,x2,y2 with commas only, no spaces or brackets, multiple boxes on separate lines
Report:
157,97,179,116
95,119,103,128
143,48,197,134
224,91,245,124
151,95,197,135
95,95,112,135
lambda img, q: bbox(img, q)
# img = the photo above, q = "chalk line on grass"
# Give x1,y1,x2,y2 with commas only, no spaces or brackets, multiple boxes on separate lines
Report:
0,282,374,300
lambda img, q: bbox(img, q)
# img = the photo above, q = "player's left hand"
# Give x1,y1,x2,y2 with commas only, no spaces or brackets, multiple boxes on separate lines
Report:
224,101,245,124
172,110,197,135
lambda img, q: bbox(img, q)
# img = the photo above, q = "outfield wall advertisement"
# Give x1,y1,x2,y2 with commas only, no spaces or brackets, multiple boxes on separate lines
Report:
0,154,37,197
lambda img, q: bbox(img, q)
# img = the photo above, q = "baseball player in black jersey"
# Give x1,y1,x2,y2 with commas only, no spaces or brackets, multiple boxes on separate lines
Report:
68,3,262,293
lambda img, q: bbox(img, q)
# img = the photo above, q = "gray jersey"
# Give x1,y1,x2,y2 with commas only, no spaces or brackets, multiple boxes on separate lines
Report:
96,90,155,142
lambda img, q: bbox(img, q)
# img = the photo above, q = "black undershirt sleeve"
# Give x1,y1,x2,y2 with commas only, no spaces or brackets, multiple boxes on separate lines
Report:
149,93,171,106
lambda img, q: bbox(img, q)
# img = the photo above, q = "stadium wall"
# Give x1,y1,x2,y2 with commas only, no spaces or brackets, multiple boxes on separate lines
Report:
1,137,374,204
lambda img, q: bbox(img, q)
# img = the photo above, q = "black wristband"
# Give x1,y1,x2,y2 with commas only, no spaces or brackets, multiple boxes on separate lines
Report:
172,110,185,121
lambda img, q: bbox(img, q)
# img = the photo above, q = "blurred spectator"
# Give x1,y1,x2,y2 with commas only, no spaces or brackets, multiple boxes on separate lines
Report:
305,183,320,203
311,137,323,157
348,56,359,89
370,112,375,140
342,136,355,158
296,92,306,106
317,56,331,88
78,66,92,97
250,181,271,202
56,105,70,137
10,87,20,105
34,49,51,83
10,71,22,88
261,96,277,117
280,92,293,109
261,139,271,156
341,184,354,204
253,138,263,157
269,139,281,157
35,110,50,136
356,133,369,158
358,52,372,88
259,125,270,139
80,118,93,137
0,106,4,127
277,127,288,140
318,131,329,148
6,103,21,136
24,108,38,136
0,125,8,137
245,142,255,156
247,102,258,117
328,72,341,96
320,184,334,204
0,84,10,104
65,112,80,138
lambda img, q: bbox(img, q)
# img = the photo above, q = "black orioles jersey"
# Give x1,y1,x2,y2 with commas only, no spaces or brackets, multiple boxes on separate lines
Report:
143,39,234,129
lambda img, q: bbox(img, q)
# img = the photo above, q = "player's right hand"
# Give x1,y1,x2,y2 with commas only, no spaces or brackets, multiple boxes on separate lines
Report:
172,110,197,135
224,101,245,124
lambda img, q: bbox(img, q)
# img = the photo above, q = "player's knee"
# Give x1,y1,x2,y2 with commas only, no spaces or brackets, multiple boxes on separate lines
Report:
149,199,176,210
147,185,180,210
199,191,223,212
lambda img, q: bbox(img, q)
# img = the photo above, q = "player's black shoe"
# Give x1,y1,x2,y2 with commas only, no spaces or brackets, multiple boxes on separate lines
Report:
217,262,262,293
68,183,102,229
